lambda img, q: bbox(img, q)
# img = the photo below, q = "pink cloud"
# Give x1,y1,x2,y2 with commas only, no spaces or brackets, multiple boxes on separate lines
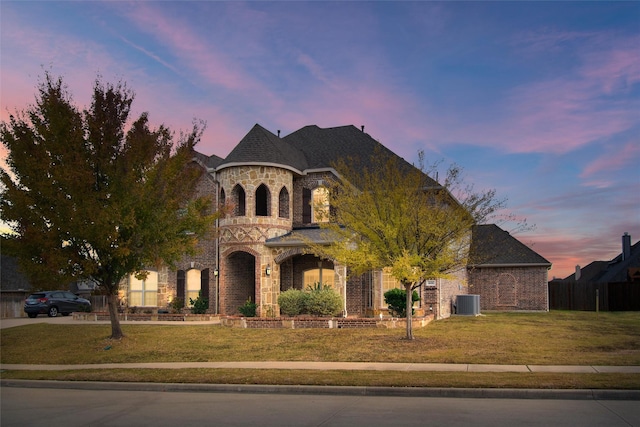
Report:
581,141,640,179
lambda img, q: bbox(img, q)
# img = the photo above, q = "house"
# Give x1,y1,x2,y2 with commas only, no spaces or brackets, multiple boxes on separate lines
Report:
549,233,640,311
117,124,551,319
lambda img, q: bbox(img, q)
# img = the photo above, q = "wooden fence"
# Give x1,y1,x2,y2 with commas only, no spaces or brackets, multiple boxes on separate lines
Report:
549,281,640,311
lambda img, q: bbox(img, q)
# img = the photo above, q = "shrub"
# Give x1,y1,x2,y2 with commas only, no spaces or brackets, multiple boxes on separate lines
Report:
278,288,307,317
169,297,184,314
238,297,257,317
384,288,420,317
189,291,209,314
305,285,343,317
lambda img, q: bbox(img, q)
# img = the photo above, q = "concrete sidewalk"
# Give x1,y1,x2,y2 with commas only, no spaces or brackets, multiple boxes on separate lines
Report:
2,361,640,373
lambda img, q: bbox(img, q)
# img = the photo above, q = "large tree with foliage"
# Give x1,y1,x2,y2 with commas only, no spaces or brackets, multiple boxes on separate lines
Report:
304,150,505,340
1,74,217,339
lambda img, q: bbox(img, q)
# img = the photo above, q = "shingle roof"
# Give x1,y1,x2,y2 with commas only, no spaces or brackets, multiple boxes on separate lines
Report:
265,227,342,247
470,224,551,266
218,124,308,172
284,125,433,182
564,240,640,284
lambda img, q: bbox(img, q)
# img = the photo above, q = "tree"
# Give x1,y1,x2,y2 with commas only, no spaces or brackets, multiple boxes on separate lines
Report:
302,149,505,340
0,73,217,339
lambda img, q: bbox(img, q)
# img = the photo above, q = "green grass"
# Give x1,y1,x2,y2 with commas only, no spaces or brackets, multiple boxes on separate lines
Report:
2,311,639,389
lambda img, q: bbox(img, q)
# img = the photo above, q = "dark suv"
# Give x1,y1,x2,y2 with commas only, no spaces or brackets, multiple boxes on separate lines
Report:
24,291,92,318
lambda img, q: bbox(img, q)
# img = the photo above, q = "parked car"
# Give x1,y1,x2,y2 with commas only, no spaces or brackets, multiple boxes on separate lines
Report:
24,291,92,318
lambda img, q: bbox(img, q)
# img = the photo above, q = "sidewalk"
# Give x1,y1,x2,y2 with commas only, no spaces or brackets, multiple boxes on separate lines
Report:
2,361,640,373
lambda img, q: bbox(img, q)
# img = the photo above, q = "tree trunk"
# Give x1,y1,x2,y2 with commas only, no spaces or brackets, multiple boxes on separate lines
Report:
107,293,124,339
405,283,414,340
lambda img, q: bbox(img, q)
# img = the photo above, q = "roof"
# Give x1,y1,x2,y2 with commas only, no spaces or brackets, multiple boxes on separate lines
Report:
200,124,437,186
265,227,341,248
218,124,308,172
469,224,551,267
563,239,640,284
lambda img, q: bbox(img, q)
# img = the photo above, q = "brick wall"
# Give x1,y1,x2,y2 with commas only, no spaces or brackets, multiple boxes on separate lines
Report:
469,266,549,311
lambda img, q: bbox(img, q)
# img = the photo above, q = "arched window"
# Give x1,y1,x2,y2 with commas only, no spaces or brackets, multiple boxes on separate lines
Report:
312,187,330,223
255,184,270,217
219,187,226,208
232,184,246,216
278,186,289,218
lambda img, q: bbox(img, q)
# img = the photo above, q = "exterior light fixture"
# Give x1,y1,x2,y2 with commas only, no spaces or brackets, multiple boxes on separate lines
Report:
213,268,219,277
266,265,271,276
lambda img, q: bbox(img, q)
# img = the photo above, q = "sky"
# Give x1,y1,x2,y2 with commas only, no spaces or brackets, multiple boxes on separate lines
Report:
1,1,639,279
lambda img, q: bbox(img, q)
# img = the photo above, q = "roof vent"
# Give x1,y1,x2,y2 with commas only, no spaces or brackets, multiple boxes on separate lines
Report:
277,130,281,137
361,125,365,132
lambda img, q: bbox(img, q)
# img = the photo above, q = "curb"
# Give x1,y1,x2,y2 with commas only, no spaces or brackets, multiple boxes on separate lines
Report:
2,379,639,400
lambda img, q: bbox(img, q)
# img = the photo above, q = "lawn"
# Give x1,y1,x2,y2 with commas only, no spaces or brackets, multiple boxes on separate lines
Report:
1,311,639,389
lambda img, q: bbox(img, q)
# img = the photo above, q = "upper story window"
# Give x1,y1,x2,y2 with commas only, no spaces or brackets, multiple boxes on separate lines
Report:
278,186,289,218
312,187,330,223
255,184,271,217
303,188,312,224
232,184,246,216
219,188,226,209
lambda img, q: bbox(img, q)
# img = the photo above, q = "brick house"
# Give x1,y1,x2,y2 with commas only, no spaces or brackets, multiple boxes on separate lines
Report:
117,124,551,318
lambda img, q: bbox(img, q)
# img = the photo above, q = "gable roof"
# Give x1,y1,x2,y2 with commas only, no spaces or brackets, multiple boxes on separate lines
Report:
470,224,551,267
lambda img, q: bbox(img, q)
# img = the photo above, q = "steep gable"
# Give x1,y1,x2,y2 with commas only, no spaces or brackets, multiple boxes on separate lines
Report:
470,224,551,267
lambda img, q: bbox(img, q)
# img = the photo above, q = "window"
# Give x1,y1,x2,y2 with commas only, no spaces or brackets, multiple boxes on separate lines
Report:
303,268,335,288
381,268,401,308
278,187,289,218
425,279,436,287
129,272,158,306
232,184,246,216
302,188,311,223
186,269,202,306
220,188,226,208
312,187,329,223
255,184,270,216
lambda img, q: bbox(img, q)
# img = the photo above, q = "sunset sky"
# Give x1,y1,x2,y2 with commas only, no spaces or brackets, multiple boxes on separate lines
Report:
1,1,638,279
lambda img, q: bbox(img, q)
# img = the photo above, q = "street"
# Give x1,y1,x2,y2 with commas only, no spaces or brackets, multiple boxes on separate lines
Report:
1,385,639,427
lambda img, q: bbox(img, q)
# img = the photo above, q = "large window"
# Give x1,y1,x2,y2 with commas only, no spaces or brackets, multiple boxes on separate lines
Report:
303,268,335,288
129,272,158,307
255,184,270,217
312,187,329,223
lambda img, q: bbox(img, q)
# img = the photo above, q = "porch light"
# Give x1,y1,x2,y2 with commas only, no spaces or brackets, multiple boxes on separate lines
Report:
213,268,219,277
266,265,271,276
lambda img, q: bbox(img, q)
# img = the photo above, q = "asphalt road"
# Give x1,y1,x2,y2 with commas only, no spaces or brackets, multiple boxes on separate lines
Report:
2,385,639,427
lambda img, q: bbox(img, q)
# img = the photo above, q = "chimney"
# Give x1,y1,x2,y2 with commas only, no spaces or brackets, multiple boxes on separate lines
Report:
575,265,581,281
622,232,631,261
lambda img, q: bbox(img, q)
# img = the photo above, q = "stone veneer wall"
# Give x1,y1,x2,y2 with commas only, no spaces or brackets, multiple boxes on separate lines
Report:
469,266,549,311
217,165,294,316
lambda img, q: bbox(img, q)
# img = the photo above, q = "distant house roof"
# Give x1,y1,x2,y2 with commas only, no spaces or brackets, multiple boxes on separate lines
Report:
562,238,640,284
470,224,551,267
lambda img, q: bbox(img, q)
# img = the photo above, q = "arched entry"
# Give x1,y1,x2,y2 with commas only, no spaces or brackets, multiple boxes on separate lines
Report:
223,251,256,315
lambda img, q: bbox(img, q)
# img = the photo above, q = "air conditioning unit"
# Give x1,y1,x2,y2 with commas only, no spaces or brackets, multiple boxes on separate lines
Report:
456,295,480,315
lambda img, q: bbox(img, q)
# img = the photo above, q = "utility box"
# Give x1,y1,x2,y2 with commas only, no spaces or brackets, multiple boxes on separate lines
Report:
456,295,480,316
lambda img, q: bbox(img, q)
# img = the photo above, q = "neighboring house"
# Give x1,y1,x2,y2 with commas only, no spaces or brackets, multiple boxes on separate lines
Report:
115,124,551,319
549,233,640,311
